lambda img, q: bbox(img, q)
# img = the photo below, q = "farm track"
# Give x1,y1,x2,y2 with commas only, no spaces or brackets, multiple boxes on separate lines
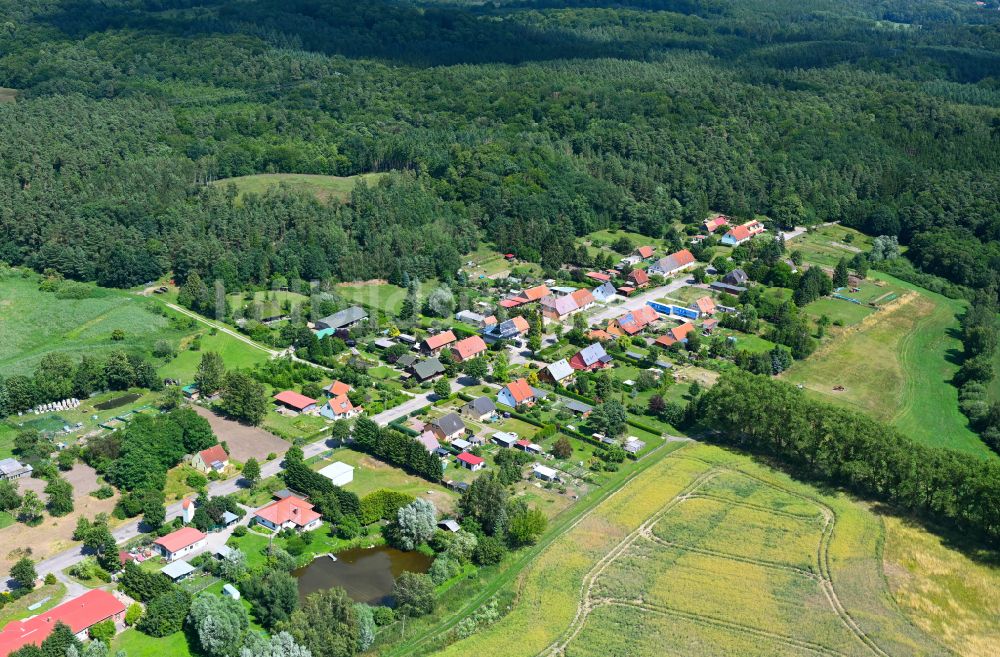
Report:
539,464,893,657
685,491,826,520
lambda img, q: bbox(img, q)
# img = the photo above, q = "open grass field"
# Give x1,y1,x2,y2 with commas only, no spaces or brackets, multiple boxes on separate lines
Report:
430,443,948,657
227,289,308,319
883,516,1000,657
788,224,873,268
212,172,385,204
0,88,16,103
0,271,182,377
112,629,192,657
782,274,991,458
0,583,65,625
157,328,271,382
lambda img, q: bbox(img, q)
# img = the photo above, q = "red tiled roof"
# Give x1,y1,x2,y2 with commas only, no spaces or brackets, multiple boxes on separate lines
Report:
325,380,350,396
499,298,525,309
522,285,550,301
327,394,358,416
726,225,752,242
585,271,611,282
693,296,716,315
457,452,484,466
452,335,488,360
424,330,457,351
511,316,530,334
197,444,228,466
255,495,321,527
154,527,206,554
0,590,126,655
504,378,535,404
274,390,318,410
705,215,729,232
629,269,649,285
636,245,654,258
655,322,696,347
570,288,594,307
588,329,612,341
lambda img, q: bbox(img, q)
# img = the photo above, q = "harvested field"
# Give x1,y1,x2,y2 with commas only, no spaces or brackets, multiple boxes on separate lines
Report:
192,405,289,462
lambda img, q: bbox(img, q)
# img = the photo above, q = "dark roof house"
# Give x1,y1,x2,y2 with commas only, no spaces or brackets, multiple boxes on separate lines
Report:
315,306,367,331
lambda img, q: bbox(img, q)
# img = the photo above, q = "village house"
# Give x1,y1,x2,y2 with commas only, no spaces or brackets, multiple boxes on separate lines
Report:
429,413,467,443
498,378,536,407
571,288,595,311
324,380,351,397
411,358,446,382
456,452,485,471
722,269,750,288
481,316,530,343
191,444,229,474
591,281,618,303
450,335,488,362
0,458,32,480
634,245,655,260
691,296,717,317
628,268,650,288
0,590,126,654
720,220,765,246
153,526,207,562
314,306,367,337
254,495,323,533
492,432,519,449
543,358,575,385
607,305,659,336
648,249,696,277
416,431,441,453
461,396,497,422
540,294,579,321
619,255,642,267
499,284,550,309
587,328,613,342
655,322,697,347
321,394,362,420
422,330,457,355
704,214,730,233
585,271,612,284
455,310,488,327
273,390,318,414
570,343,613,371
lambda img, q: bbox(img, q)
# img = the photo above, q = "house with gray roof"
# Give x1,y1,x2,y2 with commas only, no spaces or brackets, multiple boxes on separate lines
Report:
315,306,367,332
461,396,497,421
411,358,445,382
429,412,467,442
592,281,618,303
544,358,575,384
0,458,32,480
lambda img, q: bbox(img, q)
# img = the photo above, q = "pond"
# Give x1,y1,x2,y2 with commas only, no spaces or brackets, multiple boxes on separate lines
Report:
94,393,141,410
293,546,432,606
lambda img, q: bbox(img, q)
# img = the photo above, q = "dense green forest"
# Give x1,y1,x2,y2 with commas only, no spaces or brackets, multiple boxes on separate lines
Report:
0,0,999,292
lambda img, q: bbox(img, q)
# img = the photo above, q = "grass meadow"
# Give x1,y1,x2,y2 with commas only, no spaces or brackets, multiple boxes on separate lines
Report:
212,172,385,204
0,271,181,377
782,273,990,458
430,443,951,657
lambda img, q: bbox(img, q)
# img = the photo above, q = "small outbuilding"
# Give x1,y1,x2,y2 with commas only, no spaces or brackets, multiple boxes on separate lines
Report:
318,461,355,487
161,560,196,582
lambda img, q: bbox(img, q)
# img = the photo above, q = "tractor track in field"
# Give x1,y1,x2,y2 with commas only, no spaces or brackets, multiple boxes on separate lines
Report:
641,533,821,580
684,491,827,521
599,599,850,657
538,464,892,657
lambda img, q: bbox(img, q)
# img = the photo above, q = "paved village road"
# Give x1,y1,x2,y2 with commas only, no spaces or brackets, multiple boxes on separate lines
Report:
585,276,694,327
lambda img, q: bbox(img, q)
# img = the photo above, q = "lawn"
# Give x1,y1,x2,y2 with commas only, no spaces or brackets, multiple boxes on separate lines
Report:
112,629,192,657
432,443,950,657
787,224,873,268
0,87,16,103
0,583,66,625
226,290,308,320
157,328,270,382
335,282,408,314
782,273,992,458
212,172,385,204
0,511,12,529
803,296,874,326
0,269,183,377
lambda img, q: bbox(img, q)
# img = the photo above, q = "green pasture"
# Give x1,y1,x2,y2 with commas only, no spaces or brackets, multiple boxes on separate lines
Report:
212,172,385,204
788,224,873,268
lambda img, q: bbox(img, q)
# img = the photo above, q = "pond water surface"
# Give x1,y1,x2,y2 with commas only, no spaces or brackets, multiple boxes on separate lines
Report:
293,545,432,606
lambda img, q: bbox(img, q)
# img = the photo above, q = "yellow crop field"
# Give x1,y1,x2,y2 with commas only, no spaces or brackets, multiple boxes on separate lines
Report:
429,444,950,657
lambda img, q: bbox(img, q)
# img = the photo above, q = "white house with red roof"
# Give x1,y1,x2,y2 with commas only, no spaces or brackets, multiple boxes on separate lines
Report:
273,390,318,414
456,452,484,471
721,220,765,246
324,380,351,397
191,444,229,474
690,296,717,317
497,378,536,408
0,589,126,653
321,394,362,421
648,249,697,277
153,526,207,561
254,495,322,533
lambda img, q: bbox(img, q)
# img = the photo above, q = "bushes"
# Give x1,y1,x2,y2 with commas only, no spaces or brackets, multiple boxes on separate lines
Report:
360,489,415,526
138,589,191,637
